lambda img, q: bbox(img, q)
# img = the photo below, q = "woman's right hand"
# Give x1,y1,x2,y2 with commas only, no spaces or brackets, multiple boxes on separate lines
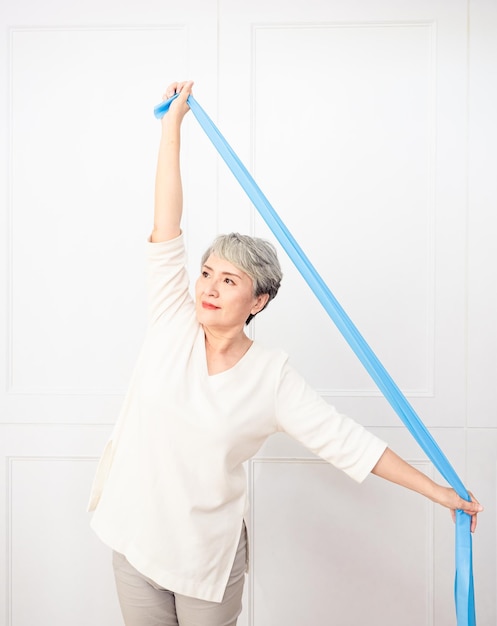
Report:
161,80,194,125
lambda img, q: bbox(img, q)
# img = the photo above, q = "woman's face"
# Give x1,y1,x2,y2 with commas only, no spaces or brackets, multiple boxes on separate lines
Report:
195,254,267,330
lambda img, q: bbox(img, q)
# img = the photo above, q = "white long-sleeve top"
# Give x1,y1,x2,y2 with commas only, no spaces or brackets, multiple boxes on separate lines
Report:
88,234,387,602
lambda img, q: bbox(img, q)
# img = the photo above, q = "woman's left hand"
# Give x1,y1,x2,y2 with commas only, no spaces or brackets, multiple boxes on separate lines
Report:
435,487,483,533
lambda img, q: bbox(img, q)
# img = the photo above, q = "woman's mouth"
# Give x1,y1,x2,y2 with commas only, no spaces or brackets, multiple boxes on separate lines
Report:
202,301,220,310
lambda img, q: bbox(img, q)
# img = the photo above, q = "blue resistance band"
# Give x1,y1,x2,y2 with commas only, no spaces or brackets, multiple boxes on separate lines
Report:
154,93,476,626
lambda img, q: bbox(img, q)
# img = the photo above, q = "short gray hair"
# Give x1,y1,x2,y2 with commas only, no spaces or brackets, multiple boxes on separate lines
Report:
201,233,283,324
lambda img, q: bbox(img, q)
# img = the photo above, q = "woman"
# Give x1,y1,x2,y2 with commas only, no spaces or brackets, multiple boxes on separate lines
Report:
88,80,482,626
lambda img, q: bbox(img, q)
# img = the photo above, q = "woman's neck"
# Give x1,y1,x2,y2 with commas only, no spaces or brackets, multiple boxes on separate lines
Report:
203,326,253,376
203,325,252,354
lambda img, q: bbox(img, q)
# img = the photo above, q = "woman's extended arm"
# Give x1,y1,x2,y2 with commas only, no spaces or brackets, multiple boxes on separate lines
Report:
151,80,194,243
371,447,483,532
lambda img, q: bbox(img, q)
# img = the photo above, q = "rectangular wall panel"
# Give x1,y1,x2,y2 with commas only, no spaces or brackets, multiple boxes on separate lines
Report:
9,27,188,395
252,23,436,399
248,457,434,626
8,456,121,626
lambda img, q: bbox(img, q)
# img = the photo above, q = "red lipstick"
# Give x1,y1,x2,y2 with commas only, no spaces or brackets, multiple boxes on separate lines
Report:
202,301,220,310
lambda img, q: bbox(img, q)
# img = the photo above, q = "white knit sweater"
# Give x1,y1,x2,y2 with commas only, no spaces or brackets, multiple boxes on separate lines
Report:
88,234,387,602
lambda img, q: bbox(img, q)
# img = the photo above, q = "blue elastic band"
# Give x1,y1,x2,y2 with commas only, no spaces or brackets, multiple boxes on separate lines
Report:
154,93,476,626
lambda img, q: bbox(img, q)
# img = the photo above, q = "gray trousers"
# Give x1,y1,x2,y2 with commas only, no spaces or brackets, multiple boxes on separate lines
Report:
112,526,247,626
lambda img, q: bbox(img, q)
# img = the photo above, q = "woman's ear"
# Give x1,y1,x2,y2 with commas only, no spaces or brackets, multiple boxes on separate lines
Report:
252,293,270,314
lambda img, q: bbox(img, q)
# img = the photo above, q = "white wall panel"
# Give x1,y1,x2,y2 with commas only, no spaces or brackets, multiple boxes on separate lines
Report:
9,27,187,396
9,457,120,626
252,23,436,398
0,424,120,626
249,457,434,626
218,0,468,429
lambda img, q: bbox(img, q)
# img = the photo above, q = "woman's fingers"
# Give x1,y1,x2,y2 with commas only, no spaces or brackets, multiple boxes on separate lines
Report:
450,491,482,533
160,81,194,124
163,80,194,102
467,492,482,533
163,81,178,100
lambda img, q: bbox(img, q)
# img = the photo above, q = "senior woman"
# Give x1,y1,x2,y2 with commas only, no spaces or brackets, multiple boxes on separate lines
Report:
88,80,482,626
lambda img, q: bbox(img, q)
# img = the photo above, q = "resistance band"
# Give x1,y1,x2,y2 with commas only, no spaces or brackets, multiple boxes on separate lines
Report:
154,94,476,625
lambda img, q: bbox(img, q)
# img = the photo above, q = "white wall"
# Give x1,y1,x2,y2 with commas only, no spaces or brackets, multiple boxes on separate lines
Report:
0,0,495,624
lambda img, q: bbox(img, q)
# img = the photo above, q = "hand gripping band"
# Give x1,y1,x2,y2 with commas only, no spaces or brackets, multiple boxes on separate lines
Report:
154,93,476,626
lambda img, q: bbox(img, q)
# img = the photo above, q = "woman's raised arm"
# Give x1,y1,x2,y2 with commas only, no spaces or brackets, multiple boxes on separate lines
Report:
151,80,194,243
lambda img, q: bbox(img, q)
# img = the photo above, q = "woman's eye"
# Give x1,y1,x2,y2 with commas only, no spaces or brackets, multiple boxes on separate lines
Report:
224,278,234,285
202,271,209,278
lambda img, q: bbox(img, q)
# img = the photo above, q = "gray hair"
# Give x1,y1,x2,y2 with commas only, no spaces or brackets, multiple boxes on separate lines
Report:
201,233,283,324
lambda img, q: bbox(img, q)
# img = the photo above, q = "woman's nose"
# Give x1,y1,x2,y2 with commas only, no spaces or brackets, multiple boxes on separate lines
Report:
207,280,219,296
